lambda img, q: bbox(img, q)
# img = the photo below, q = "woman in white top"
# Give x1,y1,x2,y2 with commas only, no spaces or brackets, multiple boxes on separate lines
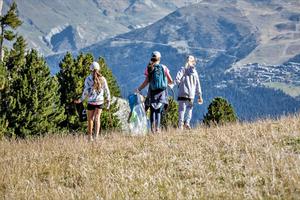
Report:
75,61,110,141
175,55,203,130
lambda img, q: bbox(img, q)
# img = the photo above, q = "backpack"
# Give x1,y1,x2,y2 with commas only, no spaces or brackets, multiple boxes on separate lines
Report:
148,64,167,91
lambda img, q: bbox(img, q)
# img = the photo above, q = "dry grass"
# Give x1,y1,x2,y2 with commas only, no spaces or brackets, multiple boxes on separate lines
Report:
1,115,300,199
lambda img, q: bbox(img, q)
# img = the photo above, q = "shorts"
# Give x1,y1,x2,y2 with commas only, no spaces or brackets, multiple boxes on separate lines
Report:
87,104,104,110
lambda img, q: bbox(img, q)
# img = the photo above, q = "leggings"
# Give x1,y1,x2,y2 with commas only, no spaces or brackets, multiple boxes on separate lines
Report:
150,106,163,132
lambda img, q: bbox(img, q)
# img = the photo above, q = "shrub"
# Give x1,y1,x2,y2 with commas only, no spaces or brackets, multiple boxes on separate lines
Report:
203,97,237,126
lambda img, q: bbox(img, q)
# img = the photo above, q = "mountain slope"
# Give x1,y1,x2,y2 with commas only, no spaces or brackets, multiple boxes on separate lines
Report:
79,0,259,88
233,0,300,66
2,0,200,55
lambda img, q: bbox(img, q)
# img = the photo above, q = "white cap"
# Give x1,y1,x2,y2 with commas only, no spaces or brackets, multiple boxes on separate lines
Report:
151,51,161,58
90,61,100,71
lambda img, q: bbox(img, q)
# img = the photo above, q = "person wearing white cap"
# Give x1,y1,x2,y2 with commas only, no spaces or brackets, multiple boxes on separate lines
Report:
175,55,203,130
75,61,111,141
136,51,173,133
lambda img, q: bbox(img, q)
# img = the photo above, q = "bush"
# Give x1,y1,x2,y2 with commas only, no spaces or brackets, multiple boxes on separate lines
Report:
203,97,237,126
161,97,178,129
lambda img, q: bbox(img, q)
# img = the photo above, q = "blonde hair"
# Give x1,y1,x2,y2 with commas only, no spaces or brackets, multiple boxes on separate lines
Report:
93,69,103,91
185,55,196,69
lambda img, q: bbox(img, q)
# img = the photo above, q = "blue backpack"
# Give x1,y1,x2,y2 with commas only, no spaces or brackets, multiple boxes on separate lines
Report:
148,64,167,91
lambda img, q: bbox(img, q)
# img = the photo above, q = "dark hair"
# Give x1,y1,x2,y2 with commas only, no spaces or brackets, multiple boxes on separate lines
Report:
147,57,160,74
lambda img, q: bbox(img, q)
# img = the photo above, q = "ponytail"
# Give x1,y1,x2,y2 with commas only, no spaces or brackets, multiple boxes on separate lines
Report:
147,57,159,73
93,69,103,91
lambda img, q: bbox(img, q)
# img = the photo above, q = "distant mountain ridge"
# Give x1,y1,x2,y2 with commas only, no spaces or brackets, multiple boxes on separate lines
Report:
2,0,200,55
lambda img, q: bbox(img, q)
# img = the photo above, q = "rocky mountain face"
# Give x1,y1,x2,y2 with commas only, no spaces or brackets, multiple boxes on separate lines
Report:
47,0,260,79
8,0,300,121
2,0,200,55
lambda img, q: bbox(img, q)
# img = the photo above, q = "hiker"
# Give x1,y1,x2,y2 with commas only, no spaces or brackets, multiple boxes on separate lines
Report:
74,61,111,141
136,51,173,133
175,55,203,130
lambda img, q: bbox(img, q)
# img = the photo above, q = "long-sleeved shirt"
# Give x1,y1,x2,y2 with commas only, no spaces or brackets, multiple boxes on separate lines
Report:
175,66,202,100
80,74,111,105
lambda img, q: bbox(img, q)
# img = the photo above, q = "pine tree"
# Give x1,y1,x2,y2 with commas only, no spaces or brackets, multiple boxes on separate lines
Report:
203,97,237,126
98,57,121,97
4,49,65,137
0,2,22,61
0,62,8,138
0,61,6,90
0,36,26,138
57,52,92,131
6,36,26,71
161,97,179,129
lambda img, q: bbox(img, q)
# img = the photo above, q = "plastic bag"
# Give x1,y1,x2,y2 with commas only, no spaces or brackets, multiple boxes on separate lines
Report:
128,93,149,134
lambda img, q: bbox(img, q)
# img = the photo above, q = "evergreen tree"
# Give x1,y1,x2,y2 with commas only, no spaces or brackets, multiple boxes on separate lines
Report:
203,97,237,126
98,57,121,97
0,2,22,61
6,36,26,70
4,49,65,137
161,97,179,129
0,62,8,138
0,36,26,138
0,61,6,90
57,52,92,130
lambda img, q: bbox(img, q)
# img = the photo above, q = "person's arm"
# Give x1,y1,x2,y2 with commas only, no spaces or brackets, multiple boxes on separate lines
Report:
166,71,173,85
174,67,185,85
103,78,111,101
136,77,149,92
163,65,173,85
196,73,203,104
103,77,111,109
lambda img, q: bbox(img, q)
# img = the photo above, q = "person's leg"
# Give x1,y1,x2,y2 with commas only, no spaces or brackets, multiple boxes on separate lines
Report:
87,109,95,141
185,102,193,129
178,100,186,129
94,108,102,139
155,107,163,133
150,106,156,133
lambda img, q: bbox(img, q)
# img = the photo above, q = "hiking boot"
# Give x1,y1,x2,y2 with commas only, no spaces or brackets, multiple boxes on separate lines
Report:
94,134,99,141
88,135,94,142
184,124,191,130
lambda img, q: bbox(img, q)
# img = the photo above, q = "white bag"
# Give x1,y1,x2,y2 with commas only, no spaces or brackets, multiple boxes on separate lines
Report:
128,95,149,134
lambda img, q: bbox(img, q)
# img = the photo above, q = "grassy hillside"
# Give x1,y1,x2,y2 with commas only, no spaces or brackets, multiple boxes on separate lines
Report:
0,115,300,199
